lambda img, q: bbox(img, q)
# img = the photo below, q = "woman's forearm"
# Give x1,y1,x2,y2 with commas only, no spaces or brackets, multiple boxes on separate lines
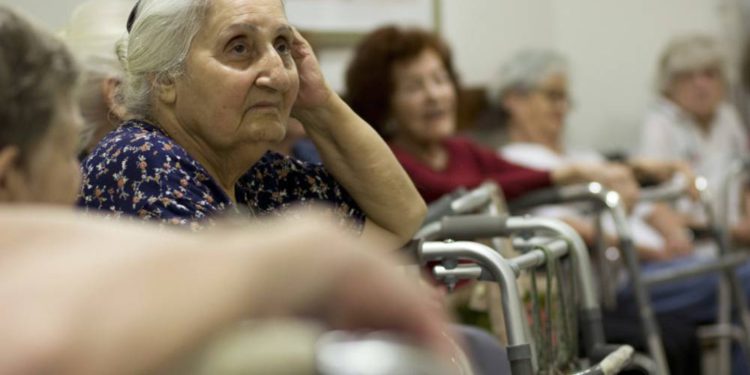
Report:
0,211,453,375
0,219,276,375
295,95,427,244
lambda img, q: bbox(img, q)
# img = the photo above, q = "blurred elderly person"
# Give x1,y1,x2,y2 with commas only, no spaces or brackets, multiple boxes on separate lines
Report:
344,26,639,207
492,50,694,262
638,34,750,245
0,7,461,373
78,0,425,243
0,7,82,205
59,0,132,156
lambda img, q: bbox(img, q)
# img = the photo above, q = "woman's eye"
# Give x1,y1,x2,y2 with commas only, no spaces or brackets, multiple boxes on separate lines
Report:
274,38,291,55
226,39,250,57
232,44,247,55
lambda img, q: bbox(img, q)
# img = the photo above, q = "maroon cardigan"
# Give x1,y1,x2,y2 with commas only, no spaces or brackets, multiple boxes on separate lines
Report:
391,137,553,203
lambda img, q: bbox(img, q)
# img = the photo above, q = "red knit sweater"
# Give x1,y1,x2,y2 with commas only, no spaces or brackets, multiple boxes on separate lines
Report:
391,137,553,203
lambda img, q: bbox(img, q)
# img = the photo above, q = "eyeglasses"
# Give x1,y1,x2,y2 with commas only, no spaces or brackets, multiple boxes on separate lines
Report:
126,0,141,33
536,88,573,107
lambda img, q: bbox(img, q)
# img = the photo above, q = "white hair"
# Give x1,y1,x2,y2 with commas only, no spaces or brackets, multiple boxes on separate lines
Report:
656,33,727,95
59,0,133,147
116,0,210,119
486,49,568,108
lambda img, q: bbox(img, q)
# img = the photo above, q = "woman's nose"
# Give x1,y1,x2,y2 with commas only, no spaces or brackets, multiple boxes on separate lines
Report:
424,81,442,101
255,48,292,92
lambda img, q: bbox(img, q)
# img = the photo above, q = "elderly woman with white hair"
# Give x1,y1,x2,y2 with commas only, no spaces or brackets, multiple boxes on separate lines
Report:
77,0,428,242
639,34,750,245
59,0,131,156
491,50,694,262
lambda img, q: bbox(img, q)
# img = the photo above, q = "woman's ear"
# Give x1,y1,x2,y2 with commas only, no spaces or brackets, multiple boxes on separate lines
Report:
153,74,177,105
0,146,22,201
100,77,128,121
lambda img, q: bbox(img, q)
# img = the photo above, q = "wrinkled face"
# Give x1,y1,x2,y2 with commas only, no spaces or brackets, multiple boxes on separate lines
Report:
4,93,83,205
174,0,298,150
506,73,570,141
390,48,457,145
667,66,725,121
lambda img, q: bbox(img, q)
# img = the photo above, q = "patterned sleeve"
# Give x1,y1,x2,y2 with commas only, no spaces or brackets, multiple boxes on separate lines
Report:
236,152,366,232
77,125,229,227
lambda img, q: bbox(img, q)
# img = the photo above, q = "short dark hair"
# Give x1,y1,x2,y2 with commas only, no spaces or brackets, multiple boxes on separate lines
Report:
0,6,79,163
344,26,459,139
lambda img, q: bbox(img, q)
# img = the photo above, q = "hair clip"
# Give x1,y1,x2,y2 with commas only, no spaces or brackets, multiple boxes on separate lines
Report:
126,0,141,33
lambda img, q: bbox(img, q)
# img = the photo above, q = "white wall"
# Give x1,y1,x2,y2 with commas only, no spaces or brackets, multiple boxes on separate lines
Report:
441,0,556,87
5,0,738,153
4,0,92,31
551,0,730,152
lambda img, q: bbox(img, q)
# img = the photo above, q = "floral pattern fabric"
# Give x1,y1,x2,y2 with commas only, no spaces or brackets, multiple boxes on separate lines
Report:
78,120,365,230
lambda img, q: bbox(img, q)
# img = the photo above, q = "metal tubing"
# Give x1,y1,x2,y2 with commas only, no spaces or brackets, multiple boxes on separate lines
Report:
507,344,534,375
511,186,670,374
432,264,486,281
505,217,599,310
509,239,569,274
414,221,442,240
643,252,750,286
638,174,689,202
450,183,496,214
420,241,529,347
605,196,669,375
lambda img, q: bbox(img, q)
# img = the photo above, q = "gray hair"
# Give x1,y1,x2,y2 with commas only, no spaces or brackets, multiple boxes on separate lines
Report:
0,6,79,163
116,0,210,119
486,49,568,108
60,0,132,148
656,33,727,94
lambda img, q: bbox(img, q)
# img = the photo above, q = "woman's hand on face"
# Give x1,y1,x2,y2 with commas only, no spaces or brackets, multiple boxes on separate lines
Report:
289,28,333,115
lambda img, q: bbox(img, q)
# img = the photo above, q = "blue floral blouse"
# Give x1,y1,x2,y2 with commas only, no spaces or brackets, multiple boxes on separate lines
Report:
78,120,365,230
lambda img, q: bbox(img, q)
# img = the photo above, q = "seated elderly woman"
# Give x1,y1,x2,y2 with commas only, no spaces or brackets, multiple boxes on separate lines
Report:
638,34,750,246
344,26,639,207
0,7,461,374
78,0,425,243
492,50,694,263
59,0,132,157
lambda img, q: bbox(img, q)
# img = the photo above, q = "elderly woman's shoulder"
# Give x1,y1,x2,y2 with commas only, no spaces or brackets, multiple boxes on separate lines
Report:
83,120,195,171
78,119,222,218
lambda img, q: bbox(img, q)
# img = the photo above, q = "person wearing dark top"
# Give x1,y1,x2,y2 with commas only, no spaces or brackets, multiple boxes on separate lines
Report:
344,26,639,205
80,120,364,230
78,0,425,243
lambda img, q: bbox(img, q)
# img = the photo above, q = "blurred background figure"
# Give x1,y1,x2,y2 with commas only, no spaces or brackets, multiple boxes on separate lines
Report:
59,0,131,157
490,49,694,262
0,6,82,205
638,34,750,246
344,26,639,207
345,25,701,375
